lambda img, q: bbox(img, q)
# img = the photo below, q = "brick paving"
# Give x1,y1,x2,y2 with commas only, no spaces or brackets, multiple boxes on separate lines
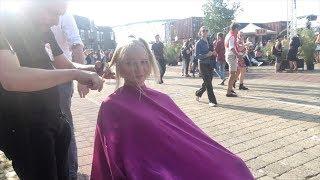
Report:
1,64,319,180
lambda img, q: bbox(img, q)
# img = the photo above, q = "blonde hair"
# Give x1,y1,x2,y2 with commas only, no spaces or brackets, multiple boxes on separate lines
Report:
198,26,207,37
109,37,160,89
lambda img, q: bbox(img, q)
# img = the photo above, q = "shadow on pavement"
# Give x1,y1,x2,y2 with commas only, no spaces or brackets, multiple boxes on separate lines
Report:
249,95,320,107
218,104,320,123
247,83,320,92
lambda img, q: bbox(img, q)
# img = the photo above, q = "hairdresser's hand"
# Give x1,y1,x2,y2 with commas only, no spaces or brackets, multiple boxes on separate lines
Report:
75,70,104,92
103,69,115,79
77,83,90,98
94,61,104,76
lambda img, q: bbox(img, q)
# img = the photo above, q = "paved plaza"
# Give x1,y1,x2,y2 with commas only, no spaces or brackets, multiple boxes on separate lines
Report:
1,65,320,180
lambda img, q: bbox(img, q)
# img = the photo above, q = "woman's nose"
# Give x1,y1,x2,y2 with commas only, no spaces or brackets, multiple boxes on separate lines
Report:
134,63,144,74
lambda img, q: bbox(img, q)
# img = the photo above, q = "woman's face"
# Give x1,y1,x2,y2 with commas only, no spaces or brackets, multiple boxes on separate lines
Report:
119,46,151,86
201,28,209,37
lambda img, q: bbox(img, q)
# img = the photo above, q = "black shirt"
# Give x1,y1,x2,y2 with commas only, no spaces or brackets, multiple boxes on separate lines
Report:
0,14,63,120
151,42,164,60
290,36,301,51
181,46,191,60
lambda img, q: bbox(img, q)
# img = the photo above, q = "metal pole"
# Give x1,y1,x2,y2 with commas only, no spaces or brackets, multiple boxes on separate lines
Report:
287,0,289,38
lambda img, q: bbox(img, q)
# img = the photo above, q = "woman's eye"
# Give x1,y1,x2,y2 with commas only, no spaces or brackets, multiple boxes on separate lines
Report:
126,62,133,66
141,61,149,64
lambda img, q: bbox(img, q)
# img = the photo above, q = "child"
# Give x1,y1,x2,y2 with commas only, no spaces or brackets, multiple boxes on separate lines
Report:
90,37,254,180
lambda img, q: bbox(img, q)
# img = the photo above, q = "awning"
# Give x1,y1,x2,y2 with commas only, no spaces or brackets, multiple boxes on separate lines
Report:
240,23,277,35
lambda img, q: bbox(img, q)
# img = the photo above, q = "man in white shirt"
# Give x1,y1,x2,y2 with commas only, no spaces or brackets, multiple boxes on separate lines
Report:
51,9,88,180
225,23,241,97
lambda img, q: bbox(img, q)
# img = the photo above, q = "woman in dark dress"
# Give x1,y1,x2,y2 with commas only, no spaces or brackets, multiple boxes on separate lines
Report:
287,36,301,72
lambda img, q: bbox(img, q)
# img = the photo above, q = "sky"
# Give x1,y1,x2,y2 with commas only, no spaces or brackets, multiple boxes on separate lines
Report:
1,0,319,43
68,0,320,26
1,0,319,26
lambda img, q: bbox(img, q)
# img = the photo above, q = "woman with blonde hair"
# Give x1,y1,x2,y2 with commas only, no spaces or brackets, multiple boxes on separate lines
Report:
90,37,253,180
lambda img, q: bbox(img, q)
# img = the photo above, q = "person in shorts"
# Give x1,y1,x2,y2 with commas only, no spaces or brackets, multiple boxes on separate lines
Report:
224,23,241,97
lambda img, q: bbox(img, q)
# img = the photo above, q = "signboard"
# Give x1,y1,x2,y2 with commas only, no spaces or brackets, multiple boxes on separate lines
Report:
256,29,267,36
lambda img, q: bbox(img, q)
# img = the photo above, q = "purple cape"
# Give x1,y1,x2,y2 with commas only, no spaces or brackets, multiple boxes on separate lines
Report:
91,85,253,180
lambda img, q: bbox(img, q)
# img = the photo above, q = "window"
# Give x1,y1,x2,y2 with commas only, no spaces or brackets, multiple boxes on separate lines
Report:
80,29,85,40
110,31,114,41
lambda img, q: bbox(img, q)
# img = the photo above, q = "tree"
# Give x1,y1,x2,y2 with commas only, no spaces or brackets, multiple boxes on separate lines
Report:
202,0,240,36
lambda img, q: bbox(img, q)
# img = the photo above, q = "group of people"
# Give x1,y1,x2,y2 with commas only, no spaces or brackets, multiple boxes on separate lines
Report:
272,35,302,73
84,49,114,65
179,23,320,107
189,23,252,107
0,1,254,180
179,30,266,79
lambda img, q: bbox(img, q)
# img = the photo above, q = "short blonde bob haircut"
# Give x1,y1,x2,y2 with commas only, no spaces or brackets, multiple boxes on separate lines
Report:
109,37,160,89
198,26,208,37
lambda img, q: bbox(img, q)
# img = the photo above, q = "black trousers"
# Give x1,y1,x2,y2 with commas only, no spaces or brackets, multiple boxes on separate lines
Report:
2,113,71,180
196,63,217,104
184,58,191,75
158,59,166,80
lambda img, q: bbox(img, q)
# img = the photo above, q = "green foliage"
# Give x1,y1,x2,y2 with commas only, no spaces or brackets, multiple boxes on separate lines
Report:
261,42,275,62
164,43,182,66
202,0,240,35
298,29,316,64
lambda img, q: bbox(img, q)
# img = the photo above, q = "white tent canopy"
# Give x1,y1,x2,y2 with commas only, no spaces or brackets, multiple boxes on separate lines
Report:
240,23,277,35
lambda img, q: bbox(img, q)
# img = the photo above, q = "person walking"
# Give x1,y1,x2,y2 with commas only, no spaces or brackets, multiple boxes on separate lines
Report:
152,34,166,84
181,39,192,77
213,32,227,85
195,26,218,107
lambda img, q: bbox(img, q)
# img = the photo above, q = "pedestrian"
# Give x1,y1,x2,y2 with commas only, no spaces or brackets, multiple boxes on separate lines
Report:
287,36,301,72
213,32,227,85
151,34,166,84
0,1,105,179
273,36,283,73
315,32,320,63
195,26,218,107
90,37,254,180
225,23,240,97
190,42,199,77
235,32,249,90
181,39,192,77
